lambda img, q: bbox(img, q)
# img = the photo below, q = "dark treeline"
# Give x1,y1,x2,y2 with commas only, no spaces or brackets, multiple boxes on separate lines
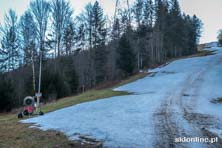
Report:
218,30,222,46
0,0,202,112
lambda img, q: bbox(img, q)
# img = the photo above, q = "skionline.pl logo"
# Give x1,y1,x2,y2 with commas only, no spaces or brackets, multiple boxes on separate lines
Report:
175,137,218,143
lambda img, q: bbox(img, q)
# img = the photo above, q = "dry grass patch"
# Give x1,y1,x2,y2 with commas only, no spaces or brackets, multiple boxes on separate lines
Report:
167,50,215,63
0,116,101,148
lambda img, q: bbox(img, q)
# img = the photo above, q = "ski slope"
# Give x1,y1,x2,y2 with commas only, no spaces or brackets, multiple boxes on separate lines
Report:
21,47,222,147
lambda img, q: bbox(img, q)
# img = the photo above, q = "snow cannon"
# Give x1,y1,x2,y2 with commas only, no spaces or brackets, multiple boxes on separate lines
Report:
17,96,44,118
23,96,35,115
24,96,35,106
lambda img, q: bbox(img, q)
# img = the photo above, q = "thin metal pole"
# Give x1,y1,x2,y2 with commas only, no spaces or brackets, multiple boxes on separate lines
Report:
37,51,42,112
31,51,36,93
38,51,42,94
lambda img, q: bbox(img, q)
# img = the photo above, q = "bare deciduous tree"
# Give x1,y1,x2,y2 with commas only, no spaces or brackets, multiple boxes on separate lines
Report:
0,9,20,72
30,0,50,54
51,0,73,57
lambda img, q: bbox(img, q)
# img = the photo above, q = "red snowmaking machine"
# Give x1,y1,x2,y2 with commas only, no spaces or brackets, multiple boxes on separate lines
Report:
17,95,44,118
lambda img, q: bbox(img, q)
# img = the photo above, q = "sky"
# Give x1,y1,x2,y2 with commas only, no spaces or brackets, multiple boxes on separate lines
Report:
0,0,222,43
179,0,222,43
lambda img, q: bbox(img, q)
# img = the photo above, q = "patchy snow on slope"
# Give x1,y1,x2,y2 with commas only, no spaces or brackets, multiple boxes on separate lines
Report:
21,48,222,147
195,61,222,116
22,95,160,147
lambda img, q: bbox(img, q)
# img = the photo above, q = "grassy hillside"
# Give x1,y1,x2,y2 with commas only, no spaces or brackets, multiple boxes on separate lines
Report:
42,72,147,113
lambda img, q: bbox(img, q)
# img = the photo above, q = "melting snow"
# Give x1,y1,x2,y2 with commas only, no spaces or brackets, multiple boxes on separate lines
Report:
21,47,222,147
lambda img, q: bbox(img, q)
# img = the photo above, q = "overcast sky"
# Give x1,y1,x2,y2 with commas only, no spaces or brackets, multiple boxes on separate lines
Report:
0,0,221,43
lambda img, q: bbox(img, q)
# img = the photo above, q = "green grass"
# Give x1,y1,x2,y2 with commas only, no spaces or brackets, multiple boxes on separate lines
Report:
42,89,128,113
42,72,148,113
0,72,148,148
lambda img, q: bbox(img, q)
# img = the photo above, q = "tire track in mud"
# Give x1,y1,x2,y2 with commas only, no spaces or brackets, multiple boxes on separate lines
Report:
181,58,222,147
153,92,188,148
153,54,222,147
153,74,194,148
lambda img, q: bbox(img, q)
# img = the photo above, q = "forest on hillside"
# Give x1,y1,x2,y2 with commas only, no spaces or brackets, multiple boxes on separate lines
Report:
218,30,222,46
0,0,202,112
